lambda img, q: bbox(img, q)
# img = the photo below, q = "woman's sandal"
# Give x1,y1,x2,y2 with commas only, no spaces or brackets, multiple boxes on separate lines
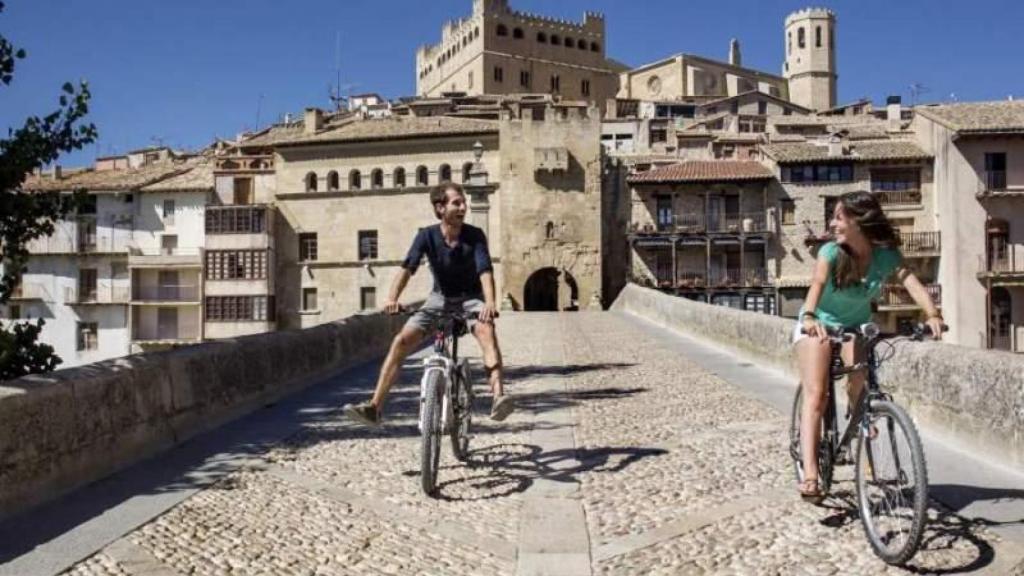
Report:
799,477,825,504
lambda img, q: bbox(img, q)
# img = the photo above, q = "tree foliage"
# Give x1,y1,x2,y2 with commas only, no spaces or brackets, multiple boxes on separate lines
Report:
1,1,97,380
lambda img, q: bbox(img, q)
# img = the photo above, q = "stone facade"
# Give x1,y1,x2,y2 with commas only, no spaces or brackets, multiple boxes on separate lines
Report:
416,0,620,108
618,53,790,102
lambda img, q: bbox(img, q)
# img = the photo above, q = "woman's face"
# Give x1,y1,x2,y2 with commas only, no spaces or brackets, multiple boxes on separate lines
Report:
830,202,863,246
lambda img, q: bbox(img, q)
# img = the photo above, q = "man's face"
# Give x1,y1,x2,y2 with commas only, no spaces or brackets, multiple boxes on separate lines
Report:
438,189,467,224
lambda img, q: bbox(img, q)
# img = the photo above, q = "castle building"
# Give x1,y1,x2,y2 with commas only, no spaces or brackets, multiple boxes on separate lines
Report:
416,0,622,109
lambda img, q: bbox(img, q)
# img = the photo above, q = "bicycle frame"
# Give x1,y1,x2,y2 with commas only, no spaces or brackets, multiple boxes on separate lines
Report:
418,316,463,434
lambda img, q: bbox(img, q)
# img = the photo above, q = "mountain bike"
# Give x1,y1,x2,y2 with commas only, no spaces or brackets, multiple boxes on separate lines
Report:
789,321,945,565
419,310,476,496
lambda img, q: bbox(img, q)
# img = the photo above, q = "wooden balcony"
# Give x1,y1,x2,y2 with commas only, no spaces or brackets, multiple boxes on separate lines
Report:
629,211,771,237
205,205,270,235
878,284,941,310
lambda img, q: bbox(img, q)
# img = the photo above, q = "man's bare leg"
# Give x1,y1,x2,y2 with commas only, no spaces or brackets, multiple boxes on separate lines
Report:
472,321,514,420
370,325,426,409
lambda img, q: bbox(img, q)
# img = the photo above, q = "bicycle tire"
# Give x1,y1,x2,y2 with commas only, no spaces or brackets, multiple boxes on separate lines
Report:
789,386,834,494
420,370,444,496
450,360,473,462
854,400,928,565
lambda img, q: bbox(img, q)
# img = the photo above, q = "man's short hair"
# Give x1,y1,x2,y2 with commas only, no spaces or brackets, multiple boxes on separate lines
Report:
430,181,465,220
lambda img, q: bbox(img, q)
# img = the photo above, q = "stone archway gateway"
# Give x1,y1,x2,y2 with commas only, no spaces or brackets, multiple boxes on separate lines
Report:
523,267,560,311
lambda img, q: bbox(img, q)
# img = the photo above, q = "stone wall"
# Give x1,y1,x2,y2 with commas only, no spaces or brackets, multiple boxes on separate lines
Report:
612,283,1024,469
0,309,410,521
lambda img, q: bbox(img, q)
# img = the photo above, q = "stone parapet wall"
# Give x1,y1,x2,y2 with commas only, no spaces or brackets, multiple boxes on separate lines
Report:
0,309,411,521
612,283,1024,469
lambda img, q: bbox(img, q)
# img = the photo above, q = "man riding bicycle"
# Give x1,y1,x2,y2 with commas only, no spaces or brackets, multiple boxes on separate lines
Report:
344,182,514,426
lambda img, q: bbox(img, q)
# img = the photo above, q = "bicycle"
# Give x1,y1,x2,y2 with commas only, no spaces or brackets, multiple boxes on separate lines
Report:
789,321,945,565
419,310,476,496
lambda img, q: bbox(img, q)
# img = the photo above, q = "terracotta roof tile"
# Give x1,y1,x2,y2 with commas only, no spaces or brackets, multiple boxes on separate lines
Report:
277,116,498,147
762,141,931,163
22,161,191,192
140,159,214,192
627,161,773,184
915,101,1024,134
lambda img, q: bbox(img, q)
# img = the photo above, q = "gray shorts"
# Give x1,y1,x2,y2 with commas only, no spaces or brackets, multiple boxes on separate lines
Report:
405,292,485,334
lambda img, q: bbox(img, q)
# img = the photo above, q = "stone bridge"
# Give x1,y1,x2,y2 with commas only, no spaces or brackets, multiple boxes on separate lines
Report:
2,290,1024,575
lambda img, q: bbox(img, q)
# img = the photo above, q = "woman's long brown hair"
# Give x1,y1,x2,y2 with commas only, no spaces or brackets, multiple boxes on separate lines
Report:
832,191,901,289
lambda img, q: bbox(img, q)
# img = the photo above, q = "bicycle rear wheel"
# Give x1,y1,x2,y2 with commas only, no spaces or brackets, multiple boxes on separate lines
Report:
420,370,444,496
450,360,473,462
789,386,834,494
854,400,928,565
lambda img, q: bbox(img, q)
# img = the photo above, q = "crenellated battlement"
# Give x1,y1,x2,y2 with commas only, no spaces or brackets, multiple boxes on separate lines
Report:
503,8,605,32
785,7,835,25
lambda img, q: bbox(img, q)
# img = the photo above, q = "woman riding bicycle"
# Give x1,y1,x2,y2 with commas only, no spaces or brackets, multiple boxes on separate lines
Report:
795,190,943,501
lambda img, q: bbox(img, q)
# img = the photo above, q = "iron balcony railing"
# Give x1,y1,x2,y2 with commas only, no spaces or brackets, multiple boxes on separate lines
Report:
8,282,54,301
976,171,1024,198
878,284,941,307
634,211,771,235
896,231,941,255
132,325,201,342
132,285,201,302
872,189,922,206
66,286,130,304
709,268,773,288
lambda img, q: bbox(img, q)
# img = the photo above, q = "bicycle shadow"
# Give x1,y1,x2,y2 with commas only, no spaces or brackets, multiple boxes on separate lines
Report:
816,487,1005,574
428,442,668,502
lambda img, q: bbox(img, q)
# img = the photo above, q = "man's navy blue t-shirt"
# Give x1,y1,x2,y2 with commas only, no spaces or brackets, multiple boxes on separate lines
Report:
402,223,493,298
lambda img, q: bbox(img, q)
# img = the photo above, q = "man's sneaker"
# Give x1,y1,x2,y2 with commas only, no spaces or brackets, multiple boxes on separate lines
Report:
344,402,381,427
490,395,515,422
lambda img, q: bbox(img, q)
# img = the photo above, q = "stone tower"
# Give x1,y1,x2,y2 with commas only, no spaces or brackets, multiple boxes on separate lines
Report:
783,8,836,111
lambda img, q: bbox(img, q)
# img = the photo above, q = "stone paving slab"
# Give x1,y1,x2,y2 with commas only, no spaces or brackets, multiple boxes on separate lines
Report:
52,311,1021,576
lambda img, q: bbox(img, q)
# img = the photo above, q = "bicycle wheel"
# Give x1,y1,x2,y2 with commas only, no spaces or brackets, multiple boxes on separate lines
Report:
854,400,928,565
450,360,473,462
420,370,444,496
789,386,834,494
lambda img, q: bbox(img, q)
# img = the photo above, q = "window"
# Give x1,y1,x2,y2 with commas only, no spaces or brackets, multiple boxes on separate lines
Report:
730,100,739,114
781,199,796,225
650,128,667,144
590,41,600,52
80,195,97,214
577,39,586,49
349,169,362,190
305,172,318,192
462,162,474,183
744,294,775,315
439,164,452,182
985,152,1007,189
758,100,767,115
550,74,560,93
520,70,531,88
205,206,267,234
360,287,376,311
656,195,673,230
871,169,921,192
780,163,853,183
537,32,547,43
205,250,268,280
394,167,406,188
161,234,178,254
816,26,822,48
416,165,429,186
787,32,792,55
371,169,383,189
298,233,318,262
162,199,175,223
545,221,555,239
513,27,523,39
8,304,20,319
468,71,473,89
302,288,318,311
327,171,339,191
493,66,503,83
581,79,591,97
551,34,560,45
798,27,806,48
496,24,508,36
77,322,98,351
358,230,378,260
124,193,134,203
205,296,275,322
564,36,573,48
233,177,254,204
78,268,97,302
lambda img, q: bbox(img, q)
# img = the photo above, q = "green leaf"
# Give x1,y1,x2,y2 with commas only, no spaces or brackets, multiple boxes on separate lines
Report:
15,48,25,59
62,82,73,94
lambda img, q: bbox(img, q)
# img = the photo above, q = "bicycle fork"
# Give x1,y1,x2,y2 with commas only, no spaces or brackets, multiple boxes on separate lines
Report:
419,361,451,434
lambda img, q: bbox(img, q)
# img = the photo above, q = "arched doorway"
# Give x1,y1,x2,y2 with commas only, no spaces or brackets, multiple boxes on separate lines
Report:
563,270,580,311
524,268,560,311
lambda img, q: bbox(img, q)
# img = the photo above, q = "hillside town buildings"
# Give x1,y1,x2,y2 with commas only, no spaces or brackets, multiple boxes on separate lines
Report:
4,1,1023,368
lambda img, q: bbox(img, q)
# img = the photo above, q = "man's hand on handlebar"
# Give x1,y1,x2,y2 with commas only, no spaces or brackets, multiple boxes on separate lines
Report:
383,300,404,315
478,302,499,324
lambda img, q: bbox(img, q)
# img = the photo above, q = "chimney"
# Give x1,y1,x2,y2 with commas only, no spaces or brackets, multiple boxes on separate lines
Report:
304,107,323,135
886,95,902,129
827,131,847,157
53,165,62,180
729,38,742,67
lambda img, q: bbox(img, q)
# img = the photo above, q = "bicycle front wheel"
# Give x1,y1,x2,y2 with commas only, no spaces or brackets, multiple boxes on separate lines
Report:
450,360,473,462
855,400,928,565
420,370,444,496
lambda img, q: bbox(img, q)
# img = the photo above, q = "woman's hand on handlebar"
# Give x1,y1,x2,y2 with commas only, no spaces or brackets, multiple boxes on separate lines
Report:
924,316,946,341
802,317,828,341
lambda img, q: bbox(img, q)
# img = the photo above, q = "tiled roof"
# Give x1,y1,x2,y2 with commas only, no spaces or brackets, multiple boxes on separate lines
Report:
915,101,1024,134
762,140,931,163
768,114,886,127
277,116,498,147
22,161,191,192
140,159,214,192
627,161,773,183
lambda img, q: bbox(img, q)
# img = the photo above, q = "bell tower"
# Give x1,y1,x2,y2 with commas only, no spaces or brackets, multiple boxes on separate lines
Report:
783,8,837,111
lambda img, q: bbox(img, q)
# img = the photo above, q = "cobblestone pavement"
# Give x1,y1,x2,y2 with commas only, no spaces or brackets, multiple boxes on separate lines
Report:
63,312,1020,575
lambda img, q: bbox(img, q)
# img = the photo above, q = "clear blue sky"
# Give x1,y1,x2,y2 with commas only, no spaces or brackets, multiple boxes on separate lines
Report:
2,0,1021,167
